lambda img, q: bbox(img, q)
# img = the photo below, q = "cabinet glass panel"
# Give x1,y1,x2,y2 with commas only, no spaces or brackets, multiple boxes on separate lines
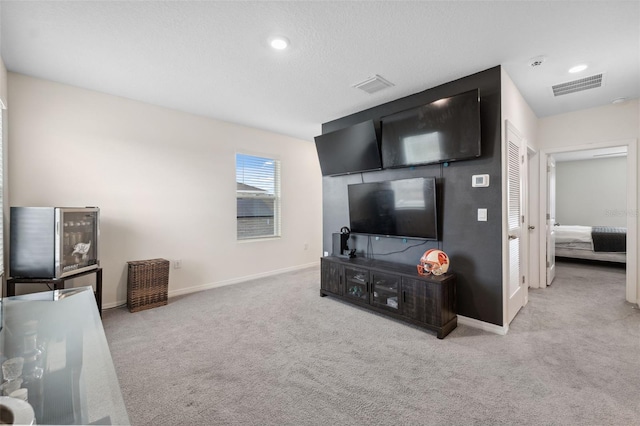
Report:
344,267,368,301
371,272,400,311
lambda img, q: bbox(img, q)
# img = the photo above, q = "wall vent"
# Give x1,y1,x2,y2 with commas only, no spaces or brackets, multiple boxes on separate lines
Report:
352,75,394,94
552,73,603,97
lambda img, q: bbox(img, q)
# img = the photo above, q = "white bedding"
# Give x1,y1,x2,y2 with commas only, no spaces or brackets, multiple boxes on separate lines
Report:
554,225,592,244
554,225,626,263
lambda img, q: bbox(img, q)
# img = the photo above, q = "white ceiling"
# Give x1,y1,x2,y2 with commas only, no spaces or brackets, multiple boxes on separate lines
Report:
1,1,638,142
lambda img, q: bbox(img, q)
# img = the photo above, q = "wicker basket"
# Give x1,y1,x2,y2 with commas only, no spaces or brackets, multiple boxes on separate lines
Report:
127,258,169,312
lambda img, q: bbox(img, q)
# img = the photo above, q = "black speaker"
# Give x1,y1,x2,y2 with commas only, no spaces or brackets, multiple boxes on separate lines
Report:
332,233,342,256
332,231,350,256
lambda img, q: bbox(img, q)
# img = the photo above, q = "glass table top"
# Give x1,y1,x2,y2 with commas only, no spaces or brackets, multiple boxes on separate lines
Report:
0,286,129,425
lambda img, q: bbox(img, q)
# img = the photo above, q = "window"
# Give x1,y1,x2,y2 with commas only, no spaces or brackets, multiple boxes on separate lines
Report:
236,153,281,240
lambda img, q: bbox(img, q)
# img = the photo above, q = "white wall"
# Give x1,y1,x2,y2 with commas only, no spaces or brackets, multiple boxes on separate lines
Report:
0,57,7,281
538,101,639,148
556,157,627,227
501,69,539,148
501,69,540,295
7,73,323,307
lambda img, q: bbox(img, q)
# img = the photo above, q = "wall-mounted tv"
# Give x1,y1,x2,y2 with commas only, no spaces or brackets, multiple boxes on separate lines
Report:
348,177,438,240
381,89,481,168
314,120,382,176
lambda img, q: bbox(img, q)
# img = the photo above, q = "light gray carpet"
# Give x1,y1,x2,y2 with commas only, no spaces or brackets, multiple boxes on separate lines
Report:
102,260,640,425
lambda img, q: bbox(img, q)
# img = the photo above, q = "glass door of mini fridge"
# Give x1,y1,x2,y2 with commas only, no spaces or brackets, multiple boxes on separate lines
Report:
56,208,99,277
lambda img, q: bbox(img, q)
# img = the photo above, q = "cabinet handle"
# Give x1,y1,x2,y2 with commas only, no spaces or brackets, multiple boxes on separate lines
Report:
366,282,369,292
403,291,406,303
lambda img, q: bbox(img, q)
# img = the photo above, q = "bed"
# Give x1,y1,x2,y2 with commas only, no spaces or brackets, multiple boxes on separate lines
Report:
554,225,627,263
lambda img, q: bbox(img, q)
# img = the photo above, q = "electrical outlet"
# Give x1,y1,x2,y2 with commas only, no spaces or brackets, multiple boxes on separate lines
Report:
304,242,309,250
174,259,182,269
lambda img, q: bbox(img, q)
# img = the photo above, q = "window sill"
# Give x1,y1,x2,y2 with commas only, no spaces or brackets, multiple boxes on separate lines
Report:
237,236,282,244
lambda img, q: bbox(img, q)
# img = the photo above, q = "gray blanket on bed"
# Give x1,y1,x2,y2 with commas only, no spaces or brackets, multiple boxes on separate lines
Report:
591,226,626,252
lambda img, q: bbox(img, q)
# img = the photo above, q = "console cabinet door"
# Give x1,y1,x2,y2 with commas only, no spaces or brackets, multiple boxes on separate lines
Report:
321,259,342,295
423,281,441,326
343,266,369,303
370,271,400,312
401,277,427,323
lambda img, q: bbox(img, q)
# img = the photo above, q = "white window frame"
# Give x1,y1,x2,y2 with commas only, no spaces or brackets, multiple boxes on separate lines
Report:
236,153,281,241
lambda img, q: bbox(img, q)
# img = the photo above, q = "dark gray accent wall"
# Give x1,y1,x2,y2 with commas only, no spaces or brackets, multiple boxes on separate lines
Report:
321,66,503,326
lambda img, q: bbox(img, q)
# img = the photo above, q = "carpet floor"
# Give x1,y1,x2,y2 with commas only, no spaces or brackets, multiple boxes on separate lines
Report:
102,259,639,425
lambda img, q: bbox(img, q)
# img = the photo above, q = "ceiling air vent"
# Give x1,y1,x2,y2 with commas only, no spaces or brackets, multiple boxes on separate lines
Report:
352,75,394,94
552,73,603,97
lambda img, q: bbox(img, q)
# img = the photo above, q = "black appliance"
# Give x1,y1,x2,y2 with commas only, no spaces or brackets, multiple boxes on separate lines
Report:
314,120,382,176
10,207,100,278
381,89,481,168
347,177,438,240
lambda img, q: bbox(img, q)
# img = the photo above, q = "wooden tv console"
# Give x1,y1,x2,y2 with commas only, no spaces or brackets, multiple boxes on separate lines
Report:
320,256,457,339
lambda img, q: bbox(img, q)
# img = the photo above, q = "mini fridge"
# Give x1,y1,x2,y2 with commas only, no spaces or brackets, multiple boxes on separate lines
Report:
10,207,100,278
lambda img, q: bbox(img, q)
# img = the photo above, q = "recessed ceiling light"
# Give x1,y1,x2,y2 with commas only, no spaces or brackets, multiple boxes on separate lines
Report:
568,64,588,73
269,36,289,50
611,97,628,104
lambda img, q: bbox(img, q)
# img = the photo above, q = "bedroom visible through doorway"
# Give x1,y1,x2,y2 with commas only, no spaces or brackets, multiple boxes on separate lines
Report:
553,147,627,266
539,140,637,307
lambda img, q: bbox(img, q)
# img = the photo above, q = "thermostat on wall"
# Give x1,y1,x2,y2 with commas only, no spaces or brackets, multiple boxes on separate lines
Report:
472,174,490,187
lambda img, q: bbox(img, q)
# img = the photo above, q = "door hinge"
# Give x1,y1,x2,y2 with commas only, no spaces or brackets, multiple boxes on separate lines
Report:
547,166,551,172
521,155,525,164
546,213,550,220
522,276,525,284
546,261,550,267
522,215,525,223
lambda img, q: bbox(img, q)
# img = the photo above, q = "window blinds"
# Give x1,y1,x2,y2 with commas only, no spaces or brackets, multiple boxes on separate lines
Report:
236,154,281,240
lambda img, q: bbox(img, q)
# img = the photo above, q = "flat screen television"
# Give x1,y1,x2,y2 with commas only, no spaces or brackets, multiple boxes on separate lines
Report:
381,89,481,168
348,177,437,240
314,120,382,176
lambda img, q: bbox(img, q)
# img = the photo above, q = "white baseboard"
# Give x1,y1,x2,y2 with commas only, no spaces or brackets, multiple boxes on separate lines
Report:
103,261,320,309
457,315,509,335
168,261,319,298
103,300,127,310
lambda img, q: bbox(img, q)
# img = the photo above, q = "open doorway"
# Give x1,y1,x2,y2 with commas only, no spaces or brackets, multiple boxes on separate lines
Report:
539,140,637,305
553,147,627,264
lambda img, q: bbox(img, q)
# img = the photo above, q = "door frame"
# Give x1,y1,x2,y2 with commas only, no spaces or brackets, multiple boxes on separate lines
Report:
538,138,637,304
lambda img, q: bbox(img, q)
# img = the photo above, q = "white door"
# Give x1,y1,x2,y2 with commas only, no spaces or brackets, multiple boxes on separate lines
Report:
546,156,556,285
507,124,526,324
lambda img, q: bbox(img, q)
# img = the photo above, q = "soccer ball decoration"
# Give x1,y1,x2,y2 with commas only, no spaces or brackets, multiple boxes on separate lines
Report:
417,249,450,276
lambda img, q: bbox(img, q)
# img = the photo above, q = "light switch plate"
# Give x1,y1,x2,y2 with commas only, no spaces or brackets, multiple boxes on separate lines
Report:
478,208,488,221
